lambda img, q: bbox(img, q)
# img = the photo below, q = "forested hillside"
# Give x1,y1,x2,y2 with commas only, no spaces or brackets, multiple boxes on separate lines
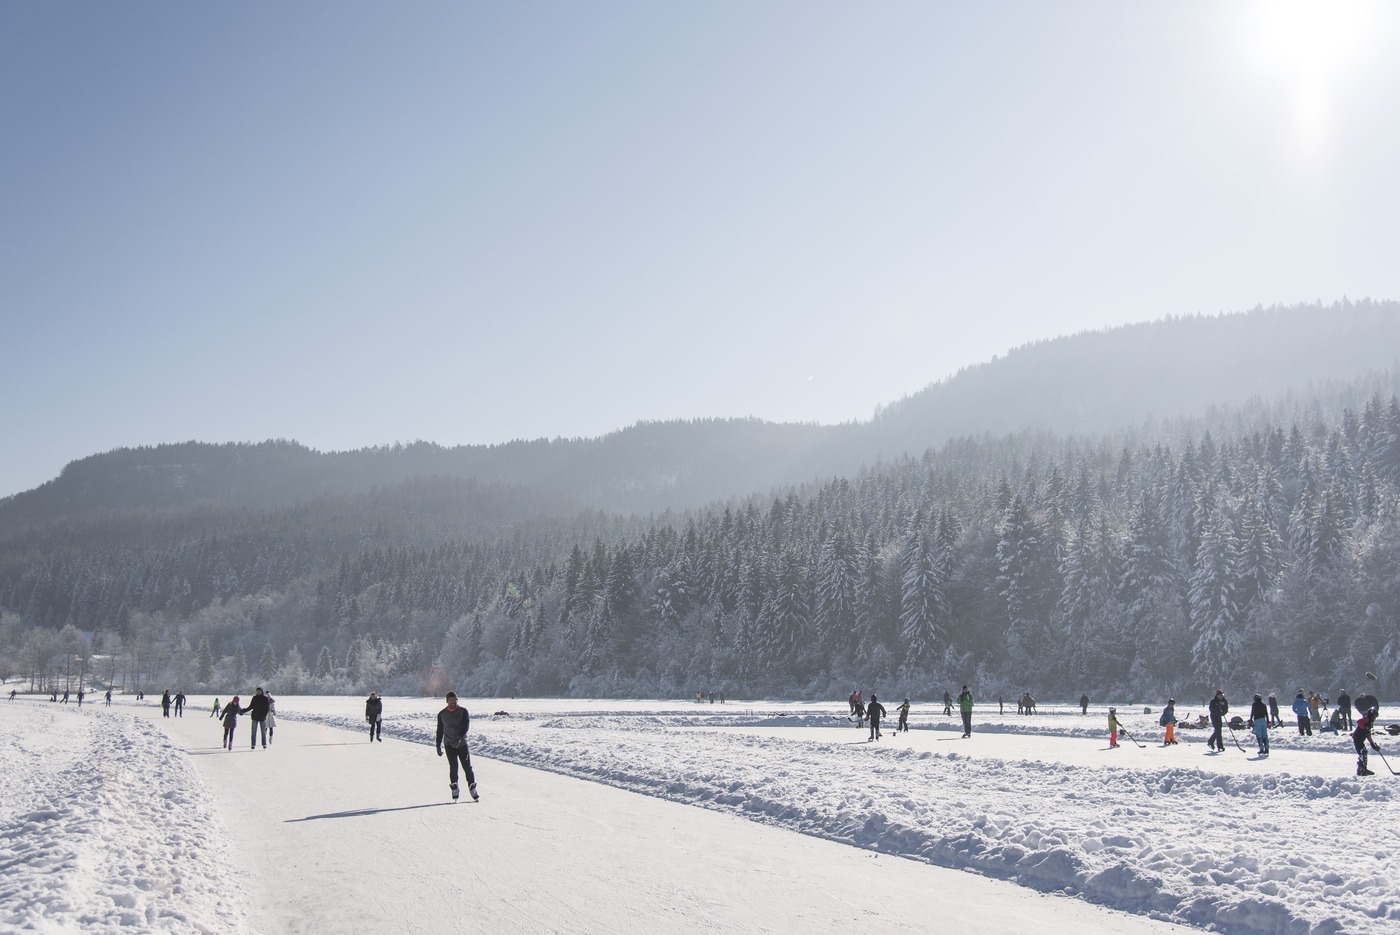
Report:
4,380,1398,701
4,303,1400,700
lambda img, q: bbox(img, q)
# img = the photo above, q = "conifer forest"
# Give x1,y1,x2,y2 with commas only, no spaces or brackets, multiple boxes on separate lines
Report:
3,310,1400,702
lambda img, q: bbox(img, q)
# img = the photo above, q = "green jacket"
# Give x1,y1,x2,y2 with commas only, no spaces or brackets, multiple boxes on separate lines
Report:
957,690,973,713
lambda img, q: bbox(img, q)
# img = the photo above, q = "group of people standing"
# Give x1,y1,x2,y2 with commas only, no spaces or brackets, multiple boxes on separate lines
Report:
848,687,974,739
1157,687,1386,777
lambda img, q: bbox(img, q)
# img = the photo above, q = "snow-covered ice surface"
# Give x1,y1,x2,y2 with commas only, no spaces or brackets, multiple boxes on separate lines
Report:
0,698,253,934
4,691,1397,935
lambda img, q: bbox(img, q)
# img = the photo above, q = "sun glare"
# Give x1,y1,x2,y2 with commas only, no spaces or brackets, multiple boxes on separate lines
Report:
1238,1,1376,155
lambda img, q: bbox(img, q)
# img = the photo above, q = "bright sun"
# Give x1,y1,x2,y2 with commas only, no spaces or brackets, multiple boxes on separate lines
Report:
1239,0,1376,152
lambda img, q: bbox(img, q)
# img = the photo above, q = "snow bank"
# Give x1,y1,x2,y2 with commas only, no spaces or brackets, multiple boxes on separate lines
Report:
0,701,253,935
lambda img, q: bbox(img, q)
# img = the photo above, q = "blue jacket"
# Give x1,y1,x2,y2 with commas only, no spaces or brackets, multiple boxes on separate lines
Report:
1291,696,1310,718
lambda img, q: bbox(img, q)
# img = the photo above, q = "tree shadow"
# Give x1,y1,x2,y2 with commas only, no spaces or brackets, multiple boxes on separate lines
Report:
285,802,453,822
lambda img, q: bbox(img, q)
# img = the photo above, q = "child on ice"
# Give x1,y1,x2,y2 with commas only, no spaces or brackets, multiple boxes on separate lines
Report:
1108,707,1120,748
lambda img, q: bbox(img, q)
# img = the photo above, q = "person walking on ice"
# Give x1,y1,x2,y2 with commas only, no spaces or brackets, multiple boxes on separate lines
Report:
365,692,383,742
220,696,242,750
1108,707,1120,748
436,691,478,801
866,694,887,741
1354,705,1381,776
246,688,272,749
957,685,974,738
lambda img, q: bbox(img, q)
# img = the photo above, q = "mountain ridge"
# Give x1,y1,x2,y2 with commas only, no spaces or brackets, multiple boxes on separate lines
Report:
3,300,1397,526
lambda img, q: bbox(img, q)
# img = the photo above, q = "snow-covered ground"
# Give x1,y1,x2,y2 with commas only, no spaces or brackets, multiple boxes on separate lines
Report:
3,690,1396,934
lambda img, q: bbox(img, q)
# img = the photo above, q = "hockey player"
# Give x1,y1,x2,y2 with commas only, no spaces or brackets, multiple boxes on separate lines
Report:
1354,706,1382,777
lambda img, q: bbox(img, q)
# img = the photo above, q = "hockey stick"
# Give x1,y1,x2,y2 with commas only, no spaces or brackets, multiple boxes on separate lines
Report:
1372,744,1399,777
1117,725,1146,749
1225,723,1248,753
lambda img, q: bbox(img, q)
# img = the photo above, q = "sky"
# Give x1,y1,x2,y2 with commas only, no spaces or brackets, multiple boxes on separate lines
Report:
3,1,1400,499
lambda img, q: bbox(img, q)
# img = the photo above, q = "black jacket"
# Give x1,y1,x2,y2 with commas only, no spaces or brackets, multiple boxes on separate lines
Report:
437,705,471,749
366,697,383,722
245,693,271,721
1209,695,1229,721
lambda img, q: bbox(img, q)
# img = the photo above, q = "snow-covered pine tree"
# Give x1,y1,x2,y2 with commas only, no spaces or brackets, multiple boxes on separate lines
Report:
1188,504,1243,689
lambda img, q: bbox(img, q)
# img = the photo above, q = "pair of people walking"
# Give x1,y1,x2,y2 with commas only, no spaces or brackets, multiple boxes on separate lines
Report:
217,688,275,750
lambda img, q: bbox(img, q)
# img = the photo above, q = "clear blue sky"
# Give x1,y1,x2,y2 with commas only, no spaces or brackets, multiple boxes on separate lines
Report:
4,1,1399,498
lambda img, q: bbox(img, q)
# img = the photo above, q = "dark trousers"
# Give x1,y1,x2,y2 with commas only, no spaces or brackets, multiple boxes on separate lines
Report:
369,719,381,740
1208,719,1223,750
446,745,476,787
897,713,908,732
1297,715,1312,736
251,718,268,747
1341,706,1353,730
961,710,973,736
1355,737,1371,773
223,724,236,749
869,717,882,740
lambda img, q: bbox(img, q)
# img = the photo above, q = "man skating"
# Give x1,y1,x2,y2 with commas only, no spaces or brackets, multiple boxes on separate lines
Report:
1207,689,1229,752
867,694,887,741
436,691,479,801
365,692,383,742
245,687,272,749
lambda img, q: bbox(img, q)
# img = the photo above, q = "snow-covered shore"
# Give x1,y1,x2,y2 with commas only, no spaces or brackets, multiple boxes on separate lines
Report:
0,699,253,934
3,692,1396,934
